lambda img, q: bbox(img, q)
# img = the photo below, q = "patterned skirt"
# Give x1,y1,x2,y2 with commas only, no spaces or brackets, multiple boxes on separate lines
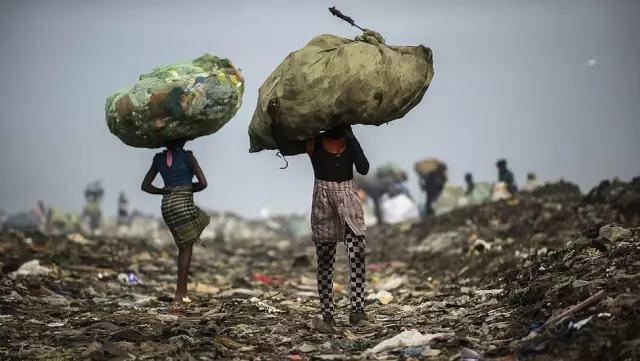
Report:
161,186,210,247
311,179,366,243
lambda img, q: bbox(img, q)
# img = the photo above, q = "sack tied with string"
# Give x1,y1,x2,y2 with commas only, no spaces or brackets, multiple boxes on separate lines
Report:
248,30,434,153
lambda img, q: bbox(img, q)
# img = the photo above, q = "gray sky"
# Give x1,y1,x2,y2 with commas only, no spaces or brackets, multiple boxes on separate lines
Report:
1,0,639,218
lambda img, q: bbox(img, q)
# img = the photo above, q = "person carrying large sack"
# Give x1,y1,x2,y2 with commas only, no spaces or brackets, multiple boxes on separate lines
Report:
267,98,371,332
414,158,447,218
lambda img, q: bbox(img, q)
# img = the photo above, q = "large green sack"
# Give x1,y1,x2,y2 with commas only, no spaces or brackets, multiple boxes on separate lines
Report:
248,30,434,153
106,54,244,148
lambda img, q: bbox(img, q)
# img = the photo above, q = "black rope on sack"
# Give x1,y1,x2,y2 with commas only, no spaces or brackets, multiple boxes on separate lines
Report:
276,151,289,169
329,6,364,31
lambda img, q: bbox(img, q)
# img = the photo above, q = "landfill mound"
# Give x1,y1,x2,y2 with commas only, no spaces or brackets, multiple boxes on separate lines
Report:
1,177,639,360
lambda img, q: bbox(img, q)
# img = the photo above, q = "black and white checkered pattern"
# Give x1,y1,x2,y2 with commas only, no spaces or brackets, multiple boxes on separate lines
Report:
315,228,367,317
344,231,366,312
315,242,337,318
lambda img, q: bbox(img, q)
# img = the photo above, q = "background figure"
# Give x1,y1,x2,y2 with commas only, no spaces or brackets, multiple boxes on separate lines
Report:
48,207,72,235
419,163,447,218
82,181,103,235
464,173,475,195
354,174,390,226
365,181,387,225
117,191,129,226
35,200,51,234
496,159,517,194
395,171,414,201
521,172,541,192
84,180,104,203
0,209,6,231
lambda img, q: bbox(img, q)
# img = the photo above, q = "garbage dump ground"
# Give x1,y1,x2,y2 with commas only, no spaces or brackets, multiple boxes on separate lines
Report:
1,178,639,361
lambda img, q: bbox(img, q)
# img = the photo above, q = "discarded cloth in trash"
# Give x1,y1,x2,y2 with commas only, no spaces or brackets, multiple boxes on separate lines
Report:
363,329,452,355
106,54,244,148
248,30,434,152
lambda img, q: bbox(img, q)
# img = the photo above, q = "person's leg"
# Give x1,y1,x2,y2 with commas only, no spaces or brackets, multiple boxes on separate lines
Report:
372,196,383,225
344,228,368,325
175,244,193,302
183,242,194,298
424,191,432,218
315,242,337,320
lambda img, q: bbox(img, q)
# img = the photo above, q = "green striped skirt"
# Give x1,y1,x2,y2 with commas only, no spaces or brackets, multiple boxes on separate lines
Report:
161,186,211,247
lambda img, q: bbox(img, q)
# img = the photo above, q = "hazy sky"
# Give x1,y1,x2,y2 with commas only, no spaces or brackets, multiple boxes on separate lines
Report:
1,0,639,218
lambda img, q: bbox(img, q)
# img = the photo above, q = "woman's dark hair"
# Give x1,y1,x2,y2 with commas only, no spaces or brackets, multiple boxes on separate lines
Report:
324,125,344,139
496,159,507,168
165,139,187,150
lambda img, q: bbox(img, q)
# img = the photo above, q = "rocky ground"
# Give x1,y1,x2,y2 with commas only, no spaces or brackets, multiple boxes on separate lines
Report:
0,177,639,361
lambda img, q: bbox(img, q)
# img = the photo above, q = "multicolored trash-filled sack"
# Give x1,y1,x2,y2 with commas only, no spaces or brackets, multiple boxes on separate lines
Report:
106,54,244,148
248,30,434,152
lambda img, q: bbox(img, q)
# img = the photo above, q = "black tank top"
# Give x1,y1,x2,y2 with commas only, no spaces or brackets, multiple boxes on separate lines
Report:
309,137,354,182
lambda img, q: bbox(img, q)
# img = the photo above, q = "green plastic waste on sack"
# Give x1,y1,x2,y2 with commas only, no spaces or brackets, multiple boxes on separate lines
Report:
248,30,434,153
105,54,244,148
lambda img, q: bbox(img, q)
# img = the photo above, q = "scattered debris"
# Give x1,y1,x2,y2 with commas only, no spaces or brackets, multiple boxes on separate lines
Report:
0,178,638,360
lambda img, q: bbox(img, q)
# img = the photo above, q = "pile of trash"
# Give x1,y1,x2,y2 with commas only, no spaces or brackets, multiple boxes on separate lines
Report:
0,177,639,360
1,209,295,249
366,179,639,266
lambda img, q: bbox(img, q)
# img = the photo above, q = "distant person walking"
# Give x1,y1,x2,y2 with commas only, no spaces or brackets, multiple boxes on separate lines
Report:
83,181,104,234
35,200,51,234
496,159,517,195
267,98,371,331
419,163,447,218
464,173,475,196
117,191,129,226
141,138,210,303
395,171,414,201
521,172,541,192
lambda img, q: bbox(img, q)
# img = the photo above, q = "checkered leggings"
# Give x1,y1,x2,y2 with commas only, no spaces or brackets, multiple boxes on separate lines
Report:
315,228,366,318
